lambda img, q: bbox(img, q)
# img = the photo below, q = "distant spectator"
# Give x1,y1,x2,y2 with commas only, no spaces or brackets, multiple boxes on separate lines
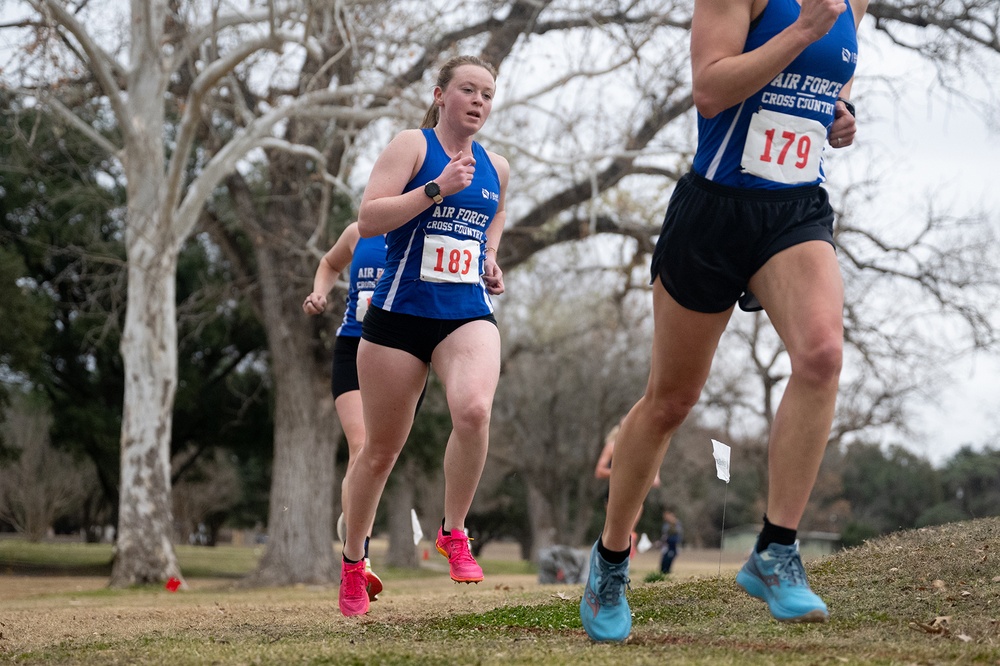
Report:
658,510,682,574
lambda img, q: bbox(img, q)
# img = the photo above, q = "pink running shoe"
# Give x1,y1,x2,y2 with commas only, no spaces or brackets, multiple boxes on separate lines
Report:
435,526,484,583
339,558,370,617
365,558,383,602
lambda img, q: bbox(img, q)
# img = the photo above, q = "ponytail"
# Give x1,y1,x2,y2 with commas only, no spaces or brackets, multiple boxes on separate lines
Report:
420,105,439,130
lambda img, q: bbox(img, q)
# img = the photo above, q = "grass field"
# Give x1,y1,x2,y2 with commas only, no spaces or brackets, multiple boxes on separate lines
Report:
2,519,998,664
0,539,264,578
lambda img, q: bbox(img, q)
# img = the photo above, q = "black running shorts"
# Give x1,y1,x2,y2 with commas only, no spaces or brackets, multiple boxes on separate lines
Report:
331,335,361,399
361,305,497,364
650,172,835,313
331,331,429,415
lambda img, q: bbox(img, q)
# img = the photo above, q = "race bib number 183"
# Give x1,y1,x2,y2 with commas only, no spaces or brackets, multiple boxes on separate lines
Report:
420,234,481,284
740,109,826,184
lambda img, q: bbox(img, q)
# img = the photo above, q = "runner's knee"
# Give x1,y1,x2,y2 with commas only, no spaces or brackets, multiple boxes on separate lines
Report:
791,336,842,388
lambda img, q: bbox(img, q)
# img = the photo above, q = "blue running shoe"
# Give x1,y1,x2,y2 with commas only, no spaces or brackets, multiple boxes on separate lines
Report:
579,541,632,642
736,541,829,622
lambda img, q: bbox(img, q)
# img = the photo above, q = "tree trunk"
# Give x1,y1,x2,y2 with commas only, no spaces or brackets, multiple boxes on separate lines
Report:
245,238,341,585
569,483,596,548
526,482,558,562
109,0,182,588
250,413,339,584
386,457,419,568
111,240,184,586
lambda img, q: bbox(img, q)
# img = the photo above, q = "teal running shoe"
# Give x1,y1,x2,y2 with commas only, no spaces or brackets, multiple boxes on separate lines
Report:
736,541,829,622
579,541,632,642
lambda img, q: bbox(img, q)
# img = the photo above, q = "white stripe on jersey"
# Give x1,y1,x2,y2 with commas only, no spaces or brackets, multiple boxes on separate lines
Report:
705,100,745,181
383,227,420,311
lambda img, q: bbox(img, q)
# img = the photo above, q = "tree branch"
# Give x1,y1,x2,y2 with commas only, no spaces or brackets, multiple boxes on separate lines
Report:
17,90,122,157
500,92,694,270
35,0,127,124
868,1,1000,54
166,34,284,214
173,88,386,243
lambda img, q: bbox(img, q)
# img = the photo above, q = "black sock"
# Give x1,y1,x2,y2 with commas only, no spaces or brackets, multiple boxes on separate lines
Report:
343,553,361,565
597,536,631,564
757,514,796,553
364,536,370,560
441,518,450,536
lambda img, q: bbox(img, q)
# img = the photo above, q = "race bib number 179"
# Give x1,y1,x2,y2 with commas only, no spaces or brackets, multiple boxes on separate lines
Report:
740,108,826,184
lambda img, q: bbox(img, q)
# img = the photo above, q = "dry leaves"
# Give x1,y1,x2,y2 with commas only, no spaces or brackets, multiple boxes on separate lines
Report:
910,615,951,635
909,615,973,642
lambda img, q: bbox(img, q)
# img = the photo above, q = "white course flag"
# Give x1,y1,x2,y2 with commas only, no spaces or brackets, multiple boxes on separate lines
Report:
711,438,733,576
711,439,731,483
636,532,653,554
411,508,424,545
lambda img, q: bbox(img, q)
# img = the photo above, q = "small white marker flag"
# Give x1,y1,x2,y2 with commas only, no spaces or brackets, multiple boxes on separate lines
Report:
637,532,653,554
711,439,731,483
411,508,424,545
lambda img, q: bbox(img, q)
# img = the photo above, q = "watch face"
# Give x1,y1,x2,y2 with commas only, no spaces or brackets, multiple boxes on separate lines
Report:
424,181,441,197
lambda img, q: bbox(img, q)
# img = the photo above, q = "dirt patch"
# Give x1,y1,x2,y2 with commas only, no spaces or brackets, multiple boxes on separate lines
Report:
0,545,744,656
0,572,548,654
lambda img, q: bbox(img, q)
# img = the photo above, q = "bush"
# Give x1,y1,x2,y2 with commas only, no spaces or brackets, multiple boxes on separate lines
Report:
916,501,969,528
840,521,879,547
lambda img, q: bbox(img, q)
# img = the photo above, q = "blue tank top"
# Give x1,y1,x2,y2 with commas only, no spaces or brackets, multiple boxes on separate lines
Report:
336,234,386,337
692,0,858,189
371,129,501,318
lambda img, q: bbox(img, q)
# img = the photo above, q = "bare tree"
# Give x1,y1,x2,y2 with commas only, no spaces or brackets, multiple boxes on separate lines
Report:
0,394,98,541
3,0,385,585
171,447,242,546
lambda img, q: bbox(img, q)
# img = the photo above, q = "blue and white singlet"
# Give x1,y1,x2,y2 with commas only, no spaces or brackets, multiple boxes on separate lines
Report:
336,233,387,337
692,0,859,189
370,128,501,319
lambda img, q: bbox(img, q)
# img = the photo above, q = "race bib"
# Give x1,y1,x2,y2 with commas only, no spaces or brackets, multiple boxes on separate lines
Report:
355,290,373,322
741,109,826,184
420,234,480,284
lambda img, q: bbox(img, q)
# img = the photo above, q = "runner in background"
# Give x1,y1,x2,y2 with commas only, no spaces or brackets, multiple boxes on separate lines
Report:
303,220,386,602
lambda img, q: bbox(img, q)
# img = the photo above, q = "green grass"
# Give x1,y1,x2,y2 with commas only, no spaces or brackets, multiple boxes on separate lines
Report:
0,539,264,577
3,518,1000,664
0,539,114,574
0,539,533,579
173,543,263,577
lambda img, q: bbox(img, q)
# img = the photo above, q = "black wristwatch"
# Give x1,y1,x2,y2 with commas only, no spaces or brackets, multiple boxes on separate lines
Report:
424,181,443,204
836,97,856,118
